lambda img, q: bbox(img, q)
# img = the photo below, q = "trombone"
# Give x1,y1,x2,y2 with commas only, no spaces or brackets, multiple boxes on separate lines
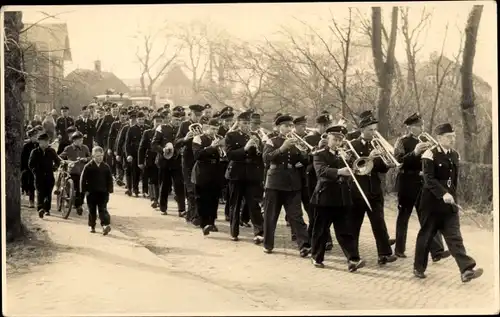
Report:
341,139,374,176
417,132,438,150
337,148,372,212
189,123,203,136
256,127,271,143
371,131,402,168
285,131,314,152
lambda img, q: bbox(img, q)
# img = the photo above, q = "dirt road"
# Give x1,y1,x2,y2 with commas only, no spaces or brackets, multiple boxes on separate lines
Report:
5,187,498,315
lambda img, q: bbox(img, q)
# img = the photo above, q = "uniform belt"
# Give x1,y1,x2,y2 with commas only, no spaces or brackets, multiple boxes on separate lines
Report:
399,170,423,176
269,163,293,169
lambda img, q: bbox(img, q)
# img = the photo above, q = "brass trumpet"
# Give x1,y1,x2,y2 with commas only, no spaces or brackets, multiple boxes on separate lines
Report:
212,134,227,158
256,128,271,143
285,131,314,152
189,123,203,136
371,131,402,168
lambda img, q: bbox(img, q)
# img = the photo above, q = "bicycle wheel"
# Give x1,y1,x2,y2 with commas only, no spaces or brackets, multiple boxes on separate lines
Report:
61,178,75,219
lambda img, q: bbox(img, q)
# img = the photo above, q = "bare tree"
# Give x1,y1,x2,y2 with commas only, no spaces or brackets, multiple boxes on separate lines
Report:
400,7,432,113
461,4,483,163
134,27,182,96
371,7,399,137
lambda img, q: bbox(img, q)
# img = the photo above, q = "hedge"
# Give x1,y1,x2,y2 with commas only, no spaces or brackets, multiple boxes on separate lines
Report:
384,161,493,214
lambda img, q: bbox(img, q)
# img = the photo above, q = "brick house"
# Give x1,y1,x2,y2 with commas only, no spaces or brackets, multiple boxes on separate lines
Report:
21,23,72,119
155,65,197,106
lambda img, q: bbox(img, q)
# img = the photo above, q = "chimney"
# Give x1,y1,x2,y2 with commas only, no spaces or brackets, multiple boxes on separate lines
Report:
94,60,101,73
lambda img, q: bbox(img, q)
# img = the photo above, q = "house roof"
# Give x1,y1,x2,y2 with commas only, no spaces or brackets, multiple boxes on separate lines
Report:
157,65,192,88
65,69,131,95
21,23,72,61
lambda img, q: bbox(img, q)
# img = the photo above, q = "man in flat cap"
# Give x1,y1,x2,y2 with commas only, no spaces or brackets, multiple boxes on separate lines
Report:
414,123,483,283
28,132,62,218
309,124,366,271
223,110,265,243
114,110,136,191
108,109,128,186
21,128,40,208
55,106,75,154
348,114,398,265
124,111,148,197
75,105,97,152
262,113,311,257
151,109,186,217
139,112,164,208
392,113,450,260
175,104,205,225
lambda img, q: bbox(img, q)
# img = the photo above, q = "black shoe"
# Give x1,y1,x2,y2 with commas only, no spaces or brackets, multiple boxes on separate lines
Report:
179,211,186,218
286,221,291,227
348,259,366,272
395,252,407,258
253,235,264,245
161,211,167,216
125,190,131,196
38,209,45,219
263,248,273,254
413,269,426,279
28,202,35,208
461,268,483,283
202,225,211,236
432,250,451,262
45,211,51,216
291,234,297,242
151,201,158,208
389,238,396,246
231,236,239,241
300,247,311,258
325,242,333,251
90,226,96,233
192,218,200,227
311,258,325,268
378,254,397,265
76,207,83,216
225,215,230,222
211,225,219,232
134,192,139,197
102,225,111,236
143,193,147,198
53,190,60,196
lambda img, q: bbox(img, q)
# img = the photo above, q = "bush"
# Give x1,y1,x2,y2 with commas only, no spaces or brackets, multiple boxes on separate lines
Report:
385,161,493,213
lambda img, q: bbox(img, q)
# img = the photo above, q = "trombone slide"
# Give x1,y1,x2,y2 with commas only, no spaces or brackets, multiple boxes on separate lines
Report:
338,150,372,212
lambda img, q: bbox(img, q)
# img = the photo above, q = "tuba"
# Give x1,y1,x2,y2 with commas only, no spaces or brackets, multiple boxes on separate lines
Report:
285,131,314,152
189,123,203,136
163,142,175,159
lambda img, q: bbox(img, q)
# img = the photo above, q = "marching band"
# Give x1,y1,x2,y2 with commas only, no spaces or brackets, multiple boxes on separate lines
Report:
21,100,484,283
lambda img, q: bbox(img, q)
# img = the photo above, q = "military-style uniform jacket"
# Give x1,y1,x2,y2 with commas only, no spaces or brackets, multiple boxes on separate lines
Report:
59,143,91,175
28,146,61,183
138,128,157,168
304,132,322,187
310,148,352,207
191,134,223,186
22,141,38,172
96,114,115,148
114,123,130,157
394,134,422,175
125,124,147,158
218,125,230,162
151,123,181,169
420,146,460,213
224,130,264,183
175,120,196,167
55,116,75,142
346,130,361,141
348,137,390,200
75,117,96,149
108,120,126,154
262,135,309,191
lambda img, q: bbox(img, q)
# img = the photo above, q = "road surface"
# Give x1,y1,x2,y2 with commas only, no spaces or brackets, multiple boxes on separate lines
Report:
5,187,498,315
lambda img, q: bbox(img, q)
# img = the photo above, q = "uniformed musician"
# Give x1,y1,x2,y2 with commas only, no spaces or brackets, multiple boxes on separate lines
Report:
348,114,397,265
224,110,265,243
413,123,483,283
218,107,235,218
310,124,365,271
203,104,213,117
108,109,128,186
124,111,147,197
152,108,186,216
262,114,310,257
139,112,163,207
96,106,115,149
393,113,450,260
75,105,97,152
175,104,205,226
55,106,75,154
192,118,225,235
115,110,133,194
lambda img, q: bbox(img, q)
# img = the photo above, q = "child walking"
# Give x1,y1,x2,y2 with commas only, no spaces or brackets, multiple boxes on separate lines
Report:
80,146,114,235
21,128,39,208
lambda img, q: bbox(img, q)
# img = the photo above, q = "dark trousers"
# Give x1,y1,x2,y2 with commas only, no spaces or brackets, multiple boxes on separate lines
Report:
414,208,476,274
395,175,446,256
351,197,393,256
106,151,116,176
35,177,55,212
21,170,35,203
70,173,84,208
159,166,185,213
311,206,360,263
147,165,159,202
228,180,264,238
307,177,332,244
263,189,309,250
241,198,250,223
182,160,197,221
125,158,141,194
289,184,313,237
86,191,111,227
195,184,221,228
115,158,124,181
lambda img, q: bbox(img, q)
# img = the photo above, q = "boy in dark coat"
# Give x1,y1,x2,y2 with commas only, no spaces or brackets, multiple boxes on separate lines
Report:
28,133,62,218
21,128,39,208
80,146,113,235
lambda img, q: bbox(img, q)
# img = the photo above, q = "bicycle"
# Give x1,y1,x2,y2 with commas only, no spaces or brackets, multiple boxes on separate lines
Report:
55,160,76,219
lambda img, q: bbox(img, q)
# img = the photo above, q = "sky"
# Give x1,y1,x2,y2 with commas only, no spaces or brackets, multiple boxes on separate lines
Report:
8,1,497,86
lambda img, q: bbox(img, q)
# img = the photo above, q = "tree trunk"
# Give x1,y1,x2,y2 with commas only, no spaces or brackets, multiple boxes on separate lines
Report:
461,5,483,163
4,11,25,242
482,126,492,164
